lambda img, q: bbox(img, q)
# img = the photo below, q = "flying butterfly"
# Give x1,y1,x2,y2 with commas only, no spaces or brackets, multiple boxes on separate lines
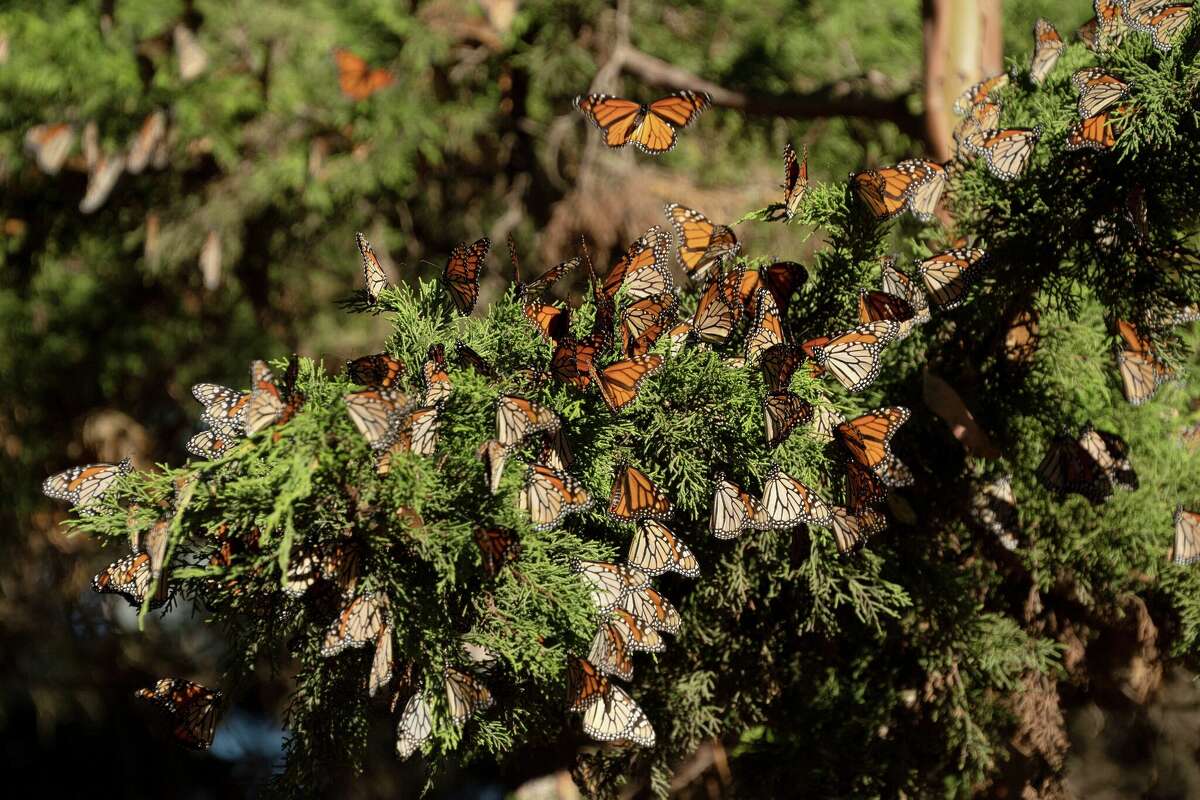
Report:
566,657,656,746
347,353,405,388
1172,506,1200,565
356,232,390,303
780,142,809,220
474,527,521,577
627,519,700,578
761,464,833,529
508,235,578,342
764,391,813,448
333,48,395,100
1072,68,1131,118
917,248,989,309
961,127,1042,180
709,473,771,539
574,90,711,155
801,320,900,393
572,560,651,613
593,355,664,413
665,203,740,280
1030,18,1064,84
43,458,134,514
1122,1,1194,51
835,407,911,475
320,592,388,658
608,463,673,522
93,552,171,609
520,463,592,530
828,506,888,555
443,237,490,315
135,678,222,750
1115,318,1172,406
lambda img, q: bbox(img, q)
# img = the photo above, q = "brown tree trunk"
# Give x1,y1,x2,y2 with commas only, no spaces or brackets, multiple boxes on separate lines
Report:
922,0,1004,161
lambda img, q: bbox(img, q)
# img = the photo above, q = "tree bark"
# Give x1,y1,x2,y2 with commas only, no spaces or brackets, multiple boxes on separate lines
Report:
922,0,1004,161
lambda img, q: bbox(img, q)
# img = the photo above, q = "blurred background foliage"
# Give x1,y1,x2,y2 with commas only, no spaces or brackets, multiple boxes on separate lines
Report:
9,0,1200,797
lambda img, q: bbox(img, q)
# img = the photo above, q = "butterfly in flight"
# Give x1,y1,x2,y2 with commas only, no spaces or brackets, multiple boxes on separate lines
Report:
332,48,395,100
1030,18,1064,84
135,678,222,750
43,458,134,515
574,90,712,155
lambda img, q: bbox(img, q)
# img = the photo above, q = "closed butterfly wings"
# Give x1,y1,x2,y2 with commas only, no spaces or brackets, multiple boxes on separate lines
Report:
1115,319,1173,405
135,678,222,750
665,204,740,280
1172,507,1200,565
43,457,134,515
566,657,655,746
1030,19,1064,84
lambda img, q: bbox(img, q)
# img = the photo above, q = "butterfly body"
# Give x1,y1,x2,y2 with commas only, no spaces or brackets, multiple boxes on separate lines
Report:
574,91,711,155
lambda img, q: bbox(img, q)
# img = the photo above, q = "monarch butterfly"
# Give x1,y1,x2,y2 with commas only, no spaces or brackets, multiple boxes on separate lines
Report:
1122,1,1193,51
781,143,809,220
1030,19,1064,84
444,667,494,726
192,382,249,436
421,344,453,405
93,552,171,609
955,99,1005,149
245,355,303,435
608,463,673,522
828,506,888,555
1115,319,1173,406
283,540,362,598
520,463,592,530
1090,0,1128,49
954,73,1010,115
880,257,930,317
761,465,833,529
441,237,490,315
369,626,395,697
760,343,806,394
811,405,848,442
574,90,711,155
135,678,222,750
858,290,916,327
376,404,440,472
962,127,1042,180
80,152,124,214
1067,107,1125,151
355,233,390,303
665,204,740,280
474,527,521,577
709,473,771,539
764,391,813,448
745,289,786,362
186,429,237,460
970,475,1020,551
321,592,388,658
332,48,395,100
476,440,508,494
627,519,700,578
347,353,405,388
550,336,598,390
1037,426,1124,504
593,355,664,413
850,161,938,221
917,248,989,309
753,260,808,316
686,266,744,344
451,342,499,381
43,457,134,514
508,236,579,342
566,657,656,746
496,395,561,448
845,459,889,512
508,234,578,298
620,584,681,634
1072,68,1131,118
621,294,678,357
615,226,675,300
802,320,900,393
395,692,433,759
835,407,911,474
571,560,651,612
24,122,74,175
344,388,412,450
126,110,167,175
905,161,948,223
1078,423,1138,491
1172,506,1200,565
588,618,637,681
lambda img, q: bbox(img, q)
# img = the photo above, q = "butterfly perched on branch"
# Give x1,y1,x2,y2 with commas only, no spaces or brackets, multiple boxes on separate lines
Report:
135,679,222,750
574,90,712,154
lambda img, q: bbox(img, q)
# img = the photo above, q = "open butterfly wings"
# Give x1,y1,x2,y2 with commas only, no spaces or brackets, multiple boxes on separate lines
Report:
665,203,740,280
574,91,712,155
135,678,222,750
443,237,491,315
333,48,395,100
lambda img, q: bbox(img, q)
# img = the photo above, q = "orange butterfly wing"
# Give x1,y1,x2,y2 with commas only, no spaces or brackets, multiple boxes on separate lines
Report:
333,48,395,101
594,355,664,412
608,463,673,521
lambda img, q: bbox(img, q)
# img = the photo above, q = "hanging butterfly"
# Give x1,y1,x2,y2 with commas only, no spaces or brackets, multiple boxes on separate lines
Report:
477,439,510,494
24,122,75,175
566,657,656,746
347,353,405,388
520,463,592,530
1002,307,1040,367
665,203,740,280
496,395,561,448
763,391,813,448
845,459,890,512
1122,1,1194,51
1066,107,1126,152
954,73,1010,116
620,583,682,634
508,235,578,343
245,355,304,435
745,289,786,362
621,293,678,357
80,152,124,214
780,142,808,220
395,692,433,759
811,405,848,442
549,336,598,390
93,552,171,609
858,289,916,328
589,619,636,681
1115,318,1173,405
761,464,833,529
332,48,395,100
961,127,1042,180
186,429,237,460
740,260,807,317
1087,0,1128,50
43,458,134,515
1171,506,1200,565
917,248,989,309
608,462,673,522
801,320,900,393
345,387,413,450
709,473,771,539
355,232,390,304
1072,68,1131,118
1030,18,1064,84
571,560,651,613
850,160,938,221
539,426,574,471
192,382,249,436
828,506,888,555
508,234,578,299
835,407,911,475
969,475,1020,551
454,341,500,379
474,527,521,577
627,520,700,578
126,110,167,176
1078,423,1138,491
135,678,222,750
321,591,388,658
903,159,949,222
1037,426,1121,504
444,667,495,726
615,225,675,300
375,404,440,472
421,344,452,405
681,264,745,345
593,355,664,412
573,90,711,155
442,237,490,315
368,626,395,698
760,343,805,394
954,100,1004,148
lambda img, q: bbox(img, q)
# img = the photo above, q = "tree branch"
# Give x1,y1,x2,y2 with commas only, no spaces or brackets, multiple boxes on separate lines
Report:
617,46,924,140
